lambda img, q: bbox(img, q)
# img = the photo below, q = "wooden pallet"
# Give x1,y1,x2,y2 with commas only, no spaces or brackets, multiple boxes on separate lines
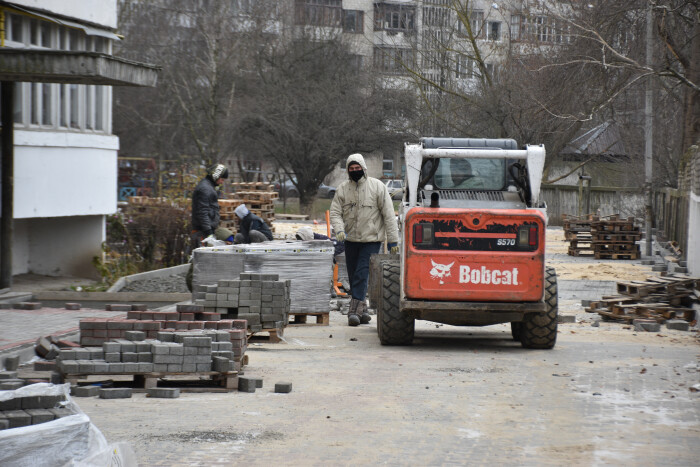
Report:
594,251,640,260
63,371,239,392
568,248,595,257
231,182,275,192
248,328,284,343
287,311,330,326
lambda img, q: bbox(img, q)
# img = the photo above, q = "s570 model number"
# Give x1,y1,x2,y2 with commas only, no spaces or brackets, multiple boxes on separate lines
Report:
497,239,515,246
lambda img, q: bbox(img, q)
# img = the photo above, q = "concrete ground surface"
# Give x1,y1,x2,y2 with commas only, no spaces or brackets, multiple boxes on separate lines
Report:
3,227,699,465
73,310,699,466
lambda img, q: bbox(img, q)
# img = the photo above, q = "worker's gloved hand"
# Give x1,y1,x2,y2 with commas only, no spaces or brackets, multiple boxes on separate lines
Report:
388,243,399,254
202,234,216,246
336,231,346,242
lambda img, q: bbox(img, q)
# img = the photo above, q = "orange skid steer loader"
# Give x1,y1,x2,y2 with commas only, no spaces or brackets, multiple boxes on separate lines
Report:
369,138,558,349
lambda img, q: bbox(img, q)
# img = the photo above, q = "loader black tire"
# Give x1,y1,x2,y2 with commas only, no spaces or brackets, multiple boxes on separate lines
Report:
377,263,414,345
520,266,558,349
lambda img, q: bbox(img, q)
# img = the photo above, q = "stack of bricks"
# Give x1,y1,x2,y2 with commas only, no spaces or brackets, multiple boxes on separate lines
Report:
59,328,247,376
0,394,74,430
79,304,240,346
193,273,291,332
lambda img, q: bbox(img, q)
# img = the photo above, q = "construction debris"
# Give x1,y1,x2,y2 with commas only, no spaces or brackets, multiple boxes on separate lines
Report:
563,214,642,259
586,274,699,325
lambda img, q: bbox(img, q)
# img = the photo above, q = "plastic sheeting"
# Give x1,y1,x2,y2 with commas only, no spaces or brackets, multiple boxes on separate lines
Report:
192,240,334,313
0,383,117,467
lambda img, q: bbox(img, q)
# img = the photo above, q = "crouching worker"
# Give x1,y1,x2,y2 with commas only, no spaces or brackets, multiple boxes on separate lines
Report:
295,226,345,257
330,153,399,327
234,204,273,244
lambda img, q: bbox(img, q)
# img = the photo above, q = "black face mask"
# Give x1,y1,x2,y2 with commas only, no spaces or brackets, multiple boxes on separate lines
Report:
349,170,364,182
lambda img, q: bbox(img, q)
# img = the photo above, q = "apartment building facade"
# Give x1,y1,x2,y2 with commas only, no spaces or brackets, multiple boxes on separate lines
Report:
0,0,155,280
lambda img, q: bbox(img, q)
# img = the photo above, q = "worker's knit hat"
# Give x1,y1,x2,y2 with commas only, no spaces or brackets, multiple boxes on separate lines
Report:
234,204,249,219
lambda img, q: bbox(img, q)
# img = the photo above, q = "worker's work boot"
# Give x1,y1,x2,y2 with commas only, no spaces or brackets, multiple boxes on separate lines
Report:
348,299,361,327
358,300,371,324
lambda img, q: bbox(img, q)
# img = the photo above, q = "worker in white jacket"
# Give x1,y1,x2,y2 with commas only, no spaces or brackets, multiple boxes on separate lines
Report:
330,153,399,326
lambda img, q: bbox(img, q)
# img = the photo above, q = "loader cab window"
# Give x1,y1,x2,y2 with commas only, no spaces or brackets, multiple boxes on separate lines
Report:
433,157,506,190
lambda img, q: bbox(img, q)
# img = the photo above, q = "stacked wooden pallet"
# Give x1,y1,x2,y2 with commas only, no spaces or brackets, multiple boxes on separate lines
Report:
220,182,279,231
563,214,641,259
585,274,699,323
563,214,594,256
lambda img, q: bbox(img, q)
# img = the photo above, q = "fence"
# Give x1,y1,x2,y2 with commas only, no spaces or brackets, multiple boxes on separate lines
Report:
541,184,645,226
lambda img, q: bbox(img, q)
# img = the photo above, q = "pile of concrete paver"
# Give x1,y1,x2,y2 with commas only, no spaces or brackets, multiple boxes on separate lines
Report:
0,391,74,429
193,273,291,332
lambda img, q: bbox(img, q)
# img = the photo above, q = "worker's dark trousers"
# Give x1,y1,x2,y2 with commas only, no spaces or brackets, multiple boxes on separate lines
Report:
344,241,381,301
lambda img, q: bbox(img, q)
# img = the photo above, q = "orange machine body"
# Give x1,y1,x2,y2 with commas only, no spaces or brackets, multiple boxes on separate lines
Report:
404,208,546,302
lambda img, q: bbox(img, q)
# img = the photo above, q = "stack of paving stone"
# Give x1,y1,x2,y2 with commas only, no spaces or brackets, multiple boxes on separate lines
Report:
0,393,74,430
192,273,290,332
79,307,243,346
192,241,334,313
59,328,248,379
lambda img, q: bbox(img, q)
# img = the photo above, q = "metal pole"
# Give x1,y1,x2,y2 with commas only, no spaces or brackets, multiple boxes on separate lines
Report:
1,81,14,289
644,5,654,257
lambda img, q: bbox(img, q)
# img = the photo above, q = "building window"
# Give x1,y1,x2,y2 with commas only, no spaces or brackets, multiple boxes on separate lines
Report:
41,84,52,126
40,21,52,47
510,14,521,41
455,55,474,79
9,13,24,42
374,3,415,33
294,0,342,27
13,83,23,123
423,6,450,28
373,47,413,74
383,159,393,175
69,84,80,128
343,10,363,33
470,10,484,37
485,21,501,41
31,83,40,124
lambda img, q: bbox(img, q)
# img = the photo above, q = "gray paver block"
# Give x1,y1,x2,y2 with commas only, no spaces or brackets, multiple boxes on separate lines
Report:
49,408,75,419
105,352,121,363
275,382,293,393
123,363,140,373
238,376,256,392
196,363,211,372
3,356,20,371
0,371,19,380
103,342,121,353
139,363,154,372
212,357,230,373
666,319,690,331
558,315,576,323
65,303,81,310
72,385,100,397
5,410,32,428
633,319,661,332
125,331,146,341
0,381,25,390
99,388,133,399
0,419,9,430
147,387,181,398
122,352,138,362
26,408,55,424
0,397,21,410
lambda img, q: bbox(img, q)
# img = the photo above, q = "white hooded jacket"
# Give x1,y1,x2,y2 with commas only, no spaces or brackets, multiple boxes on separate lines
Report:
330,154,399,244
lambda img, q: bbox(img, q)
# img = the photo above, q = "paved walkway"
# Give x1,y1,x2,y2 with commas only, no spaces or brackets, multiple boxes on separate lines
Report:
0,307,125,367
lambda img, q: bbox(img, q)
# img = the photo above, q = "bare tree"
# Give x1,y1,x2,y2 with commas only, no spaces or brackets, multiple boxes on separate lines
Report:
238,31,413,213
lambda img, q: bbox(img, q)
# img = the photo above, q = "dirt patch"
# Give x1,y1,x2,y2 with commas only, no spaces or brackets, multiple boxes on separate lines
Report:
553,262,653,281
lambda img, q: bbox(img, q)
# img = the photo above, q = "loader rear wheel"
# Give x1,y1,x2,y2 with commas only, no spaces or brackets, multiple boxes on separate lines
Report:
521,266,558,349
377,263,414,345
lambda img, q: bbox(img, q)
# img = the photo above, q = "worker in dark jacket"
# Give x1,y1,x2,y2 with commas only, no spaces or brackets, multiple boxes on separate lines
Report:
191,164,228,246
233,204,273,244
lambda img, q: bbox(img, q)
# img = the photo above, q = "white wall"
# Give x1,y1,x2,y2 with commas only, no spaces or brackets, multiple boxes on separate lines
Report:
25,215,105,278
688,192,700,276
11,220,30,275
13,130,119,219
9,0,118,29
